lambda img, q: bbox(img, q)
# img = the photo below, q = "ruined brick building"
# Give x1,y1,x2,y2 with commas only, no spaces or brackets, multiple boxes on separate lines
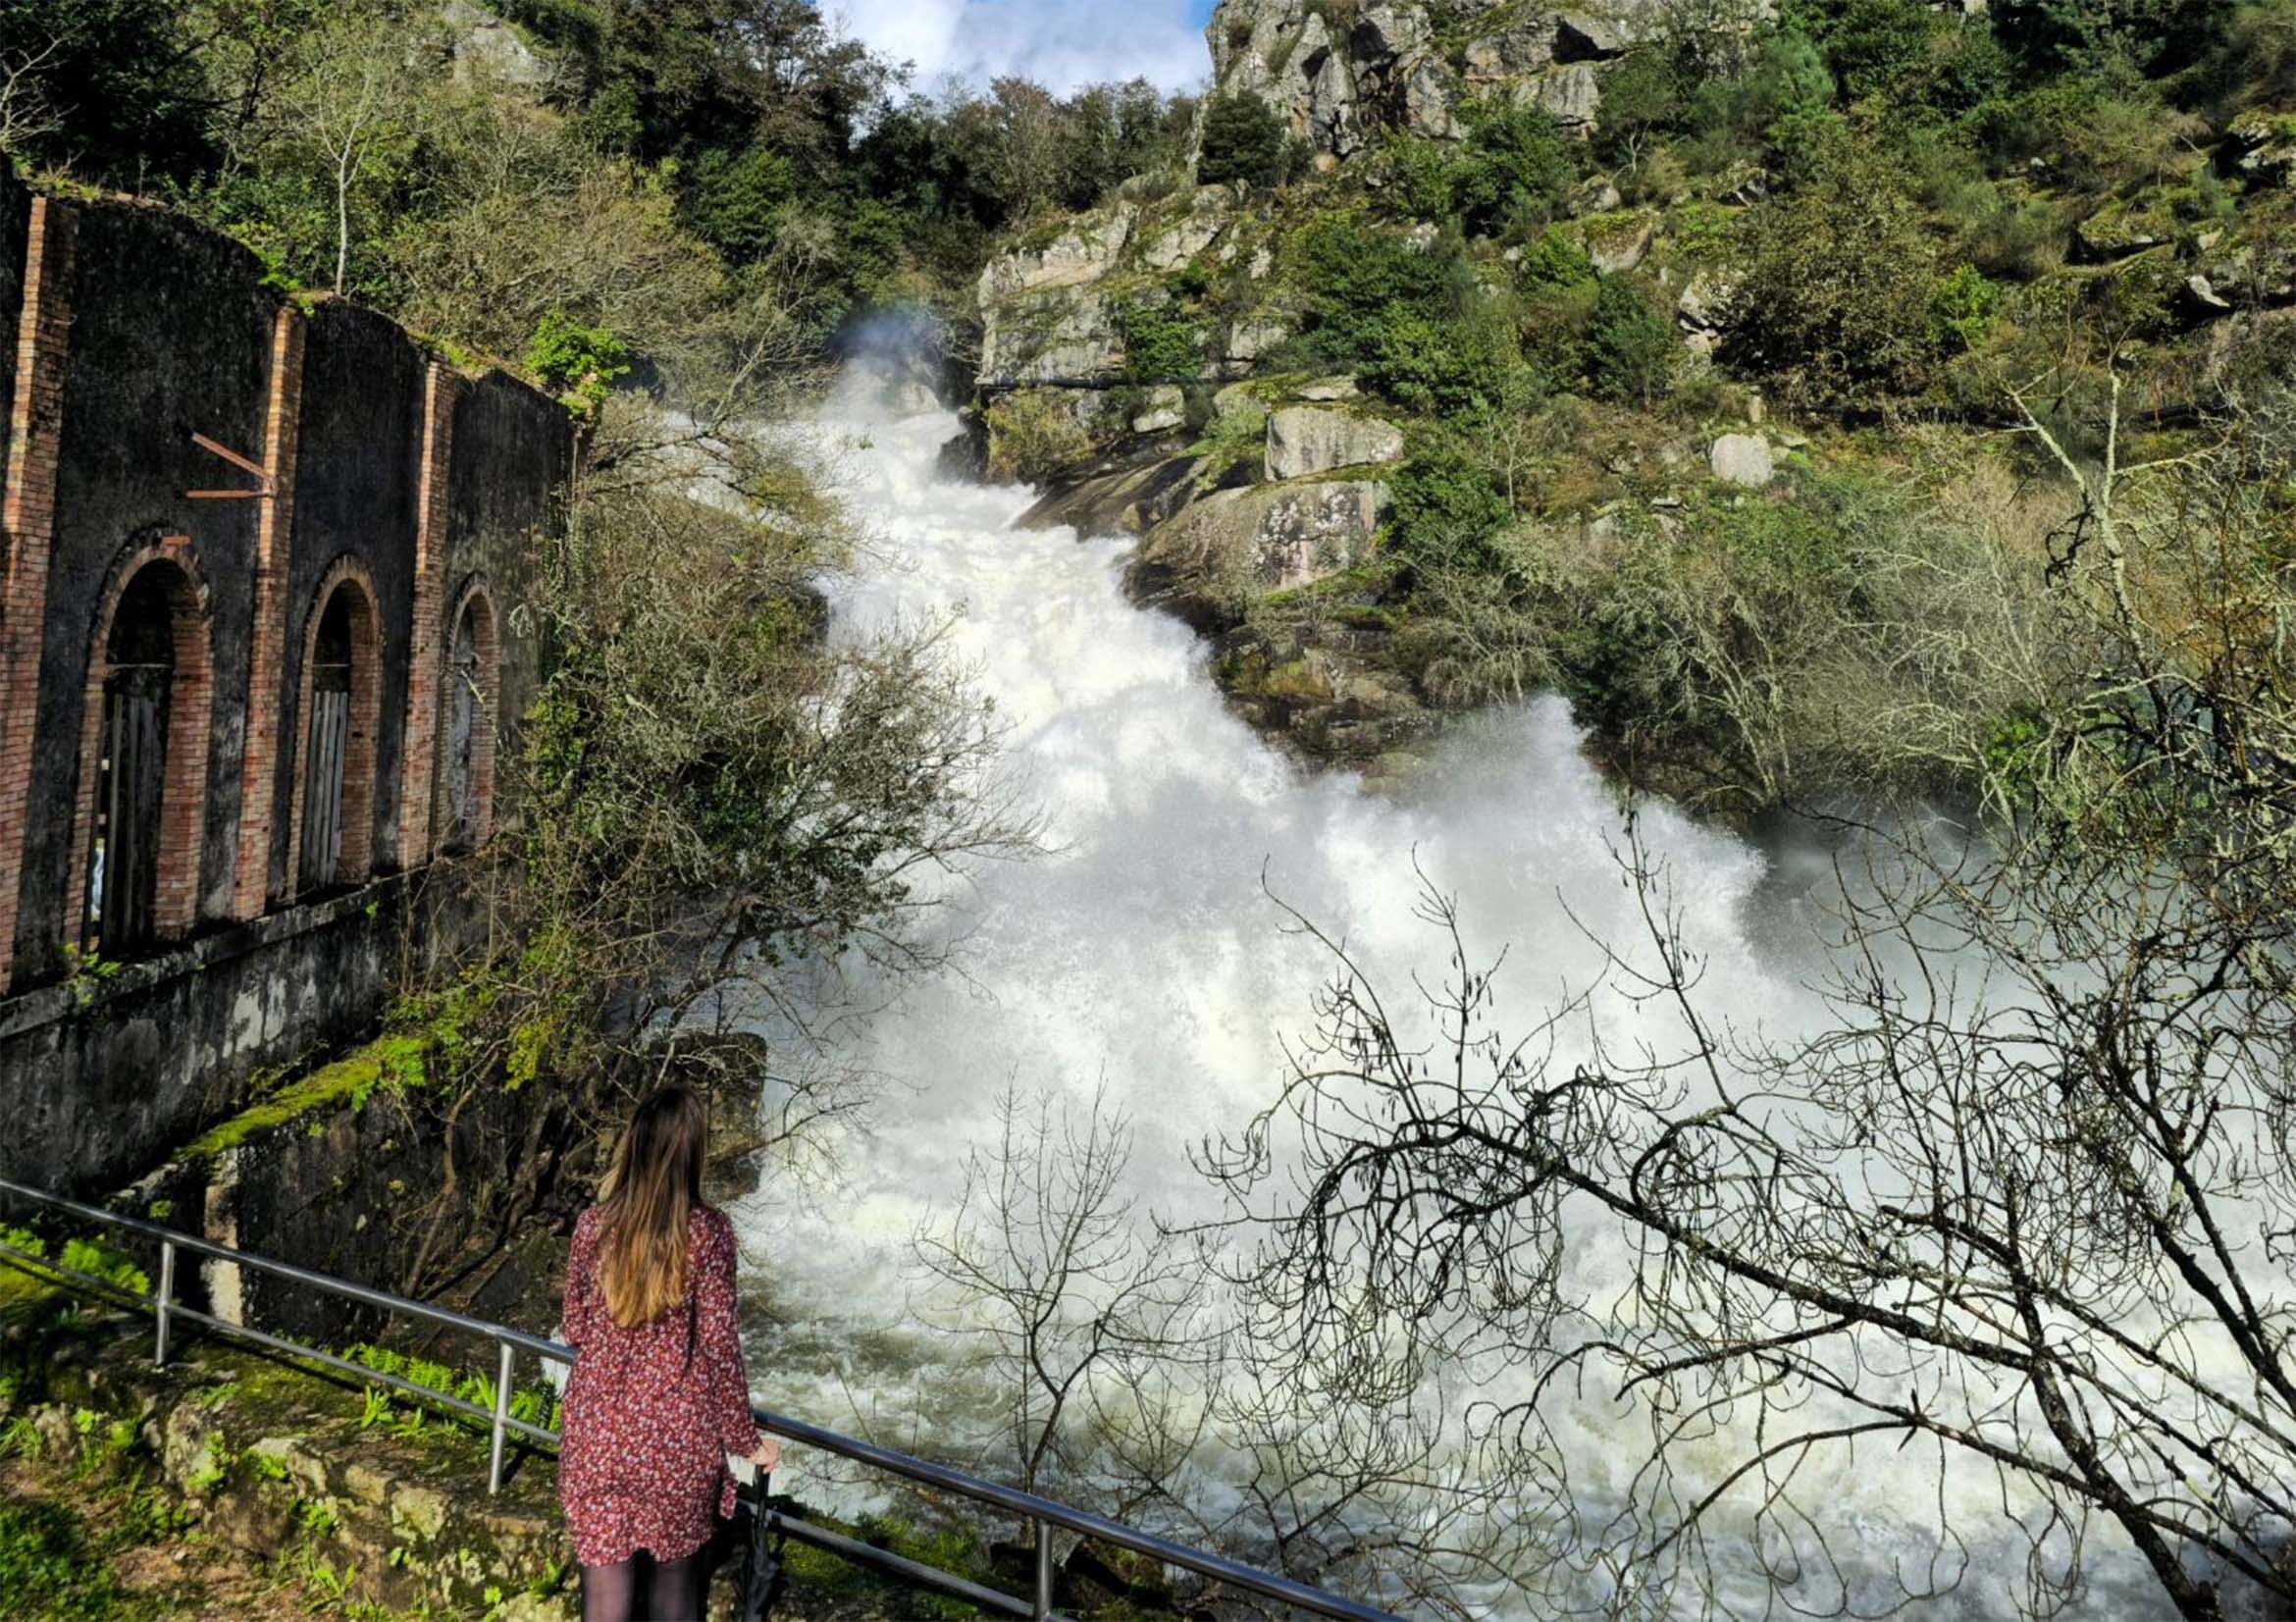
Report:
0,163,574,1191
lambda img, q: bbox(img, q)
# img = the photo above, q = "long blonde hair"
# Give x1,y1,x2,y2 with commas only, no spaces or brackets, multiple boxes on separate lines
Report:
596,1085,708,1330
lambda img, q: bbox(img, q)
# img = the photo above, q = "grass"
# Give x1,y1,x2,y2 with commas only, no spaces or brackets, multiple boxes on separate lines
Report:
0,1482,203,1621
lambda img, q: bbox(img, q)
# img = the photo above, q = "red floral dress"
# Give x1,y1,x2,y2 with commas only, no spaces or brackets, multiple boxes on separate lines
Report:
558,1204,766,1566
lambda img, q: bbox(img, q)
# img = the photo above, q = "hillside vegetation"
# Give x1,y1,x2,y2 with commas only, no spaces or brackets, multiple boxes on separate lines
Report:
977,0,2296,813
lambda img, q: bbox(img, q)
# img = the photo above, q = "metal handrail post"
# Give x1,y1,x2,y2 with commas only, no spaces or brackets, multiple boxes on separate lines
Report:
488,1338,515,1494
1034,1519,1053,1620
154,1239,175,1367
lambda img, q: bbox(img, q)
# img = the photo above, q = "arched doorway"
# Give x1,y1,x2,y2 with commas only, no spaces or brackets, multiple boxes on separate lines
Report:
291,570,382,895
438,587,498,856
78,551,211,958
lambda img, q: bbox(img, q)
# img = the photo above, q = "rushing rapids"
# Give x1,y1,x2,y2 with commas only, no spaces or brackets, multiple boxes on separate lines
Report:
725,378,2168,1619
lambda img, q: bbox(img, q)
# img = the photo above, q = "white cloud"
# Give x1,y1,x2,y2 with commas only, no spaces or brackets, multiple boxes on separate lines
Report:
827,0,1215,96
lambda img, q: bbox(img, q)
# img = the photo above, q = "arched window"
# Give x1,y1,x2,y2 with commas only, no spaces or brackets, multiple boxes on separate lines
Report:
438,586,498,856
290,568,382,896
76,549,212,958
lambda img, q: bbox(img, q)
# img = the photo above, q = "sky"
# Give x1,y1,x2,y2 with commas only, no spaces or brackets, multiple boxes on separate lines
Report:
827,0,1222,96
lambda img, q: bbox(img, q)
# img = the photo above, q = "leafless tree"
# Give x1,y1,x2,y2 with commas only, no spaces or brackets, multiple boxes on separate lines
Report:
0,36,60,157
913,1084,1207,1520
1201,382,2296,1621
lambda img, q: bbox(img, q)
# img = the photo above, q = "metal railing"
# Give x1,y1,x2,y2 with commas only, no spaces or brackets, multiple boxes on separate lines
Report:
0,1176,1402,1622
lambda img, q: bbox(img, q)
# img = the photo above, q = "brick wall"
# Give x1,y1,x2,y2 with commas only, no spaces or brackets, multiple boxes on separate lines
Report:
0,197,77,994
230,309,306,920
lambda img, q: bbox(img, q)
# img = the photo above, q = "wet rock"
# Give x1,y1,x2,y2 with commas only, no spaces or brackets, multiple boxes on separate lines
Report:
980,288,1123,385
1265,407,1406,480
442,0,551,86
2182,274,2233,317
1015,451,1208,537
979,209,1134,301
2230,110,2296,187
1225,316,1292,366
1677,268,1739,353
1582,211,1658,273
1142,189,1230,271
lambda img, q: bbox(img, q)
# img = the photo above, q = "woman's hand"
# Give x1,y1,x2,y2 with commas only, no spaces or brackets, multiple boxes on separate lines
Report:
751,1436,781,1474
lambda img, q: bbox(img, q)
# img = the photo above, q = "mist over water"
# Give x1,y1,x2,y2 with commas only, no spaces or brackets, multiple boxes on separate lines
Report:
727,379,2164,1617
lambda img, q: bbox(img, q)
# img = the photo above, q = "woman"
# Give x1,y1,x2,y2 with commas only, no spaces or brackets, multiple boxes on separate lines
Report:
561,1085,781,1622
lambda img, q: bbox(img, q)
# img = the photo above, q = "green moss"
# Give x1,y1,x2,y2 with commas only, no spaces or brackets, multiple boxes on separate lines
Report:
181,1032,435,1162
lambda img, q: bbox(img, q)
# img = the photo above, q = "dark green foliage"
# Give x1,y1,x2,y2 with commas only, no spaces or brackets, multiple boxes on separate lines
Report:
1113,293,1205,382
1293,217,1452,355
1391,439,1512,566
1724,131,1944,407
681,145,795,264
1198,93,1290,189
1361,309,1516,418
0,0,223,186
526,311,632,412
1927,263,2003,352
1589,277,1678,406
1292,217,1527,416
1452,101,1575,236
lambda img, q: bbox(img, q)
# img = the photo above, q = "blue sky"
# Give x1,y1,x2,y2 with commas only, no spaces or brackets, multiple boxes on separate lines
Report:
830,0,1222,95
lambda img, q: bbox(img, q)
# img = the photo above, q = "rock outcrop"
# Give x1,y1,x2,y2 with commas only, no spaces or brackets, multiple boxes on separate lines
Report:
1265,407,1406,480
1133,478,1390,610
1203,0,1772,156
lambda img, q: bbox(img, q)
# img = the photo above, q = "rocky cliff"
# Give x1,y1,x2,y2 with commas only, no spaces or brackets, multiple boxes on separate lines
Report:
1207,0,1717,159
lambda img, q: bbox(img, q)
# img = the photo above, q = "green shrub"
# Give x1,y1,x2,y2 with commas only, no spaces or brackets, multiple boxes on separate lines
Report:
1198,93,1290,188
1112,293,1204,382
1516,227,1598,291
1362,310,1520,418
1292,216,1451,356
1927,263,2002,353
525,310,631,413
681,144,792,264
1723,131,1942,407
985,392,1092,483
1391,438,1512,567
1589,276,1679,407
1453,100,1575,237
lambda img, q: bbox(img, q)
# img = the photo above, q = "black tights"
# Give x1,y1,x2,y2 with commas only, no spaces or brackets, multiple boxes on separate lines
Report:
580,1552,705,1622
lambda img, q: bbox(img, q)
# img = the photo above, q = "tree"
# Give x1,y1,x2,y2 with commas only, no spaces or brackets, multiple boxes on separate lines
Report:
273,3,430,292
1206,382,2296,1620
1197,92,1288,189
912,1086,1203,1514
0,0,216,184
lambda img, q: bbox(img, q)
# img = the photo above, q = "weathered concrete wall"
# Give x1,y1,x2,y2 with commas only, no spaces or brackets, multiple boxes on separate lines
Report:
0,876,425,1196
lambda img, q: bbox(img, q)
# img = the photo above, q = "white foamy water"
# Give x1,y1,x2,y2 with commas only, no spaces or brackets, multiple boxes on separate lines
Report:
727,393,2166,1618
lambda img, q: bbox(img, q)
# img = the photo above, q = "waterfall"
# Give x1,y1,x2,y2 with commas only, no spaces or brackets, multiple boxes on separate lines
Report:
726,387,2166,1619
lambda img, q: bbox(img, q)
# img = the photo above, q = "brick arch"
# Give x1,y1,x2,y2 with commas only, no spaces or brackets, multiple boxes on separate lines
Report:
285,557,385,896
67,535,216,957
435,578,502,856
